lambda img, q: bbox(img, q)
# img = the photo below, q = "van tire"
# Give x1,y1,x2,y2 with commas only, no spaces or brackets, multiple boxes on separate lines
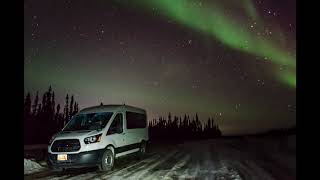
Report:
138,141,147,159
99,149,114,171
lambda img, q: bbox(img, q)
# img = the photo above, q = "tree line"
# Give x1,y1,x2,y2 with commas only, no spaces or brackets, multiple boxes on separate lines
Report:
24,87,222,144
24,86,79,144
148,113,222,142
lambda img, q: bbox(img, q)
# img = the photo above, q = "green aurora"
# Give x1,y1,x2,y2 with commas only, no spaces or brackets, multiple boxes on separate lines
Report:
118,0,296,88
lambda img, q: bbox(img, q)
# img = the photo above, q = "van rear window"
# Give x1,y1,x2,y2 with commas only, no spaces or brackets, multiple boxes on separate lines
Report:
126,112,146,129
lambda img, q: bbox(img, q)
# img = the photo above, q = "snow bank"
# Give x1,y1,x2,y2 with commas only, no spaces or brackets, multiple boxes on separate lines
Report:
24,158,44,175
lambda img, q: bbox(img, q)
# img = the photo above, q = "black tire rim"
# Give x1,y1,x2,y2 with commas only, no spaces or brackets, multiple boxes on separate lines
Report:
141,144,146,153
105,154,113,166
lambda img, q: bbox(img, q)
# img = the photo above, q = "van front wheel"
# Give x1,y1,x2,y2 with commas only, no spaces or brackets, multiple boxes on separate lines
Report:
99,149,114,172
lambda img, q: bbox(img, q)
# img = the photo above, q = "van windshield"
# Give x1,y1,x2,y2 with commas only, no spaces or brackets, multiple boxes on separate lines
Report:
63,112,113,131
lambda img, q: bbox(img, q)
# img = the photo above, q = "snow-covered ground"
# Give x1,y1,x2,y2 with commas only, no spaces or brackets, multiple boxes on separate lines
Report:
24,135,296,180
24,158,45,175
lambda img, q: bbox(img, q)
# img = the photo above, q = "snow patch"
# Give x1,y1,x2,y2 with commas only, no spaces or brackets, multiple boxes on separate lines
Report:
24,158,45,175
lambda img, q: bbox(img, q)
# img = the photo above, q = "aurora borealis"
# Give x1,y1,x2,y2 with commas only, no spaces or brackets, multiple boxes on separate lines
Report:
24,0,296,135
123,0,296,87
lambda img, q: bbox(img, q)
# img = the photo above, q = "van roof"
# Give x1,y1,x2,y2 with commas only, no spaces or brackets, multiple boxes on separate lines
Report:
79,104,146,114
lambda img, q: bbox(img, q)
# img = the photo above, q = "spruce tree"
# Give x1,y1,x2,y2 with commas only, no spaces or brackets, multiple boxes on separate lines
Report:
69,95,74,118
32,91,39,116
52,91,55,114
64,94,69,125
24,92,32,119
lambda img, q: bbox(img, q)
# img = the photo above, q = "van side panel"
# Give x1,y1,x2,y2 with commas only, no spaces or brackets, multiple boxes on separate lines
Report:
125,128,148,145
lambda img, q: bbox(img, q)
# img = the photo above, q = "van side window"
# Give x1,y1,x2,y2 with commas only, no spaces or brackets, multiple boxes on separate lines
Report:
126,112,146,129
107,114,123,135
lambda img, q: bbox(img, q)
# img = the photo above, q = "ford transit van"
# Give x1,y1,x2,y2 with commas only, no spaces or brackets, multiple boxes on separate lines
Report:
47,104,148,171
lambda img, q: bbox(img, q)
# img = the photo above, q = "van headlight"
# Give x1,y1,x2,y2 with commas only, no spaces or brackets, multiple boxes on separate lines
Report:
84,134,102,144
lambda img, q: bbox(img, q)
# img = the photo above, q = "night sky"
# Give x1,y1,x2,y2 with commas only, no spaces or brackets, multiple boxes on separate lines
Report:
24,0,296,135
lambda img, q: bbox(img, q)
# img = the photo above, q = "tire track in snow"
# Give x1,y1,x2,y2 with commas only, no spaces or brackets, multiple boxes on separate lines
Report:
181,148,241,180
214,142,273,180
59,172,97,180
120,150,179,179
181,159,201,179
225,140,293,180
99,152,163,179
235,159,273,180
35,171,74,180
37,168,99,180
24,169,56,180
161,154,191,180
179,142,218,179
38,175,70,180
141,152,188,180
146,153,192,180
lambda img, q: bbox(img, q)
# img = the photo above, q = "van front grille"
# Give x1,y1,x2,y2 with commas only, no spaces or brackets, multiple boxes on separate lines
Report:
51,139,80,152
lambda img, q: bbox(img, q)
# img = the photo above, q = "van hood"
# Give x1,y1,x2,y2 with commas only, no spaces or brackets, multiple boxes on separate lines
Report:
54,130,102,139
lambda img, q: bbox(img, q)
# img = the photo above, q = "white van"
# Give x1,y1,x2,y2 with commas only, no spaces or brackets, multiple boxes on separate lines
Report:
47,104,149,171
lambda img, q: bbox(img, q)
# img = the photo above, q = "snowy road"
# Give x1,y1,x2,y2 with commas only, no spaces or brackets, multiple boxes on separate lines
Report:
24,136,296,180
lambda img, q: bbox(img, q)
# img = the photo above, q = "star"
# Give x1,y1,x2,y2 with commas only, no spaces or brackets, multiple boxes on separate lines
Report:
153,81,159,87
192,85,198,89
129,57,135,64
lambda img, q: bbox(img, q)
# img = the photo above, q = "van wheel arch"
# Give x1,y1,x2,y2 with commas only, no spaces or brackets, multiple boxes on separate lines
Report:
140,139,148,144
141,140,148,147
105,145,115,156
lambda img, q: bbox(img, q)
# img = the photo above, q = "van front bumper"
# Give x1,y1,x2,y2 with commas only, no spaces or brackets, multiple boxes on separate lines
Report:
47,149,105,169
